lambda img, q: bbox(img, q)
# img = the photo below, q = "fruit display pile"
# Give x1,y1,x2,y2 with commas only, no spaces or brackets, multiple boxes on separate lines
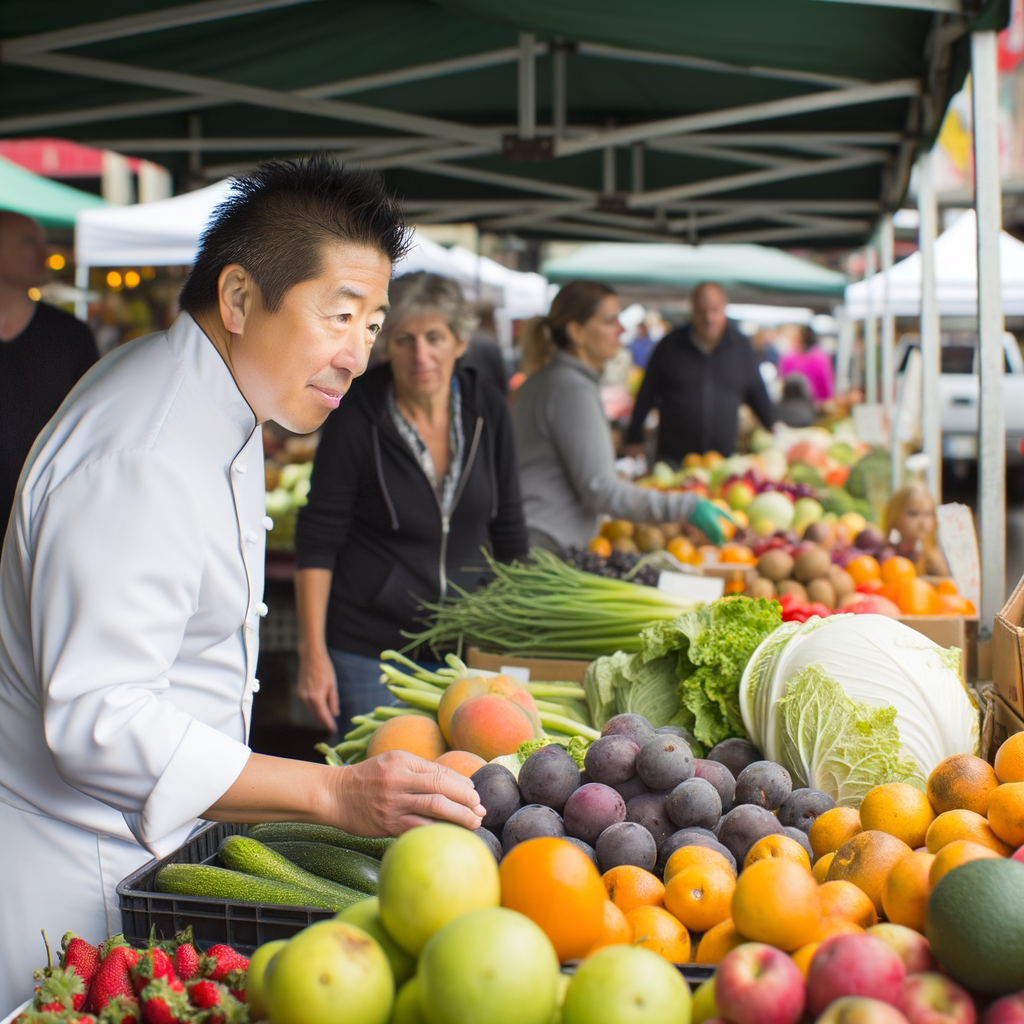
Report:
262,434,317,552
15,929,250,1024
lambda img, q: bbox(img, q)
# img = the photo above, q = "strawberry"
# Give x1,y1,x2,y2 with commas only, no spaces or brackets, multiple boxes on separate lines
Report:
172,945,200,983
139,979,193,1024
33,967,86,1012
199,948,248,983
97,996,140,1024
61,934,101,1005
99,937,132,961
85,947,140,1013
130,950,176,996
186,981,244,1024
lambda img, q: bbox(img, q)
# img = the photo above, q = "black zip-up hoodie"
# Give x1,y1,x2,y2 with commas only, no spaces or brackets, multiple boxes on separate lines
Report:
295,362,529,658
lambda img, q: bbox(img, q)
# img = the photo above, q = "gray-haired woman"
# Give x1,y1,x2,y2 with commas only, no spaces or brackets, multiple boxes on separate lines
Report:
294,273,529,731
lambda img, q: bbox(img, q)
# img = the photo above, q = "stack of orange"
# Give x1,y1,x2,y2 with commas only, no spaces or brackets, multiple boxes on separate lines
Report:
846,553,976,615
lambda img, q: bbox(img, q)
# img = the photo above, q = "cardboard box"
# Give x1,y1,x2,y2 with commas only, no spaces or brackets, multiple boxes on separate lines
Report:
465,646,591,684
981,688,1024,763
995,572,1024,715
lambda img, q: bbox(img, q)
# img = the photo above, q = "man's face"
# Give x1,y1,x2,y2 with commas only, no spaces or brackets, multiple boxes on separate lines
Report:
227,242,391,432
691,285,728,346
0,214,49,290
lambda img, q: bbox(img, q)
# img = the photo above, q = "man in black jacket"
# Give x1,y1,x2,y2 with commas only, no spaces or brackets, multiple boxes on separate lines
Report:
625,282,776,462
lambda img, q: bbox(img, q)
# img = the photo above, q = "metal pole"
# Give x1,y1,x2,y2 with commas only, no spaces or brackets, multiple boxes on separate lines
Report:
603,146,616,195
518,32,536,140
552,43,566,139
918,149,942,503
864,245,878,405
836,306,854,395
631,142,645,193
74,263,89,322
880,213,896,412
973,29,1006,630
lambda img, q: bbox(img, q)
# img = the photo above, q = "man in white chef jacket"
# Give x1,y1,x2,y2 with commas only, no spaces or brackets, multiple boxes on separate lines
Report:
0,157,485,1007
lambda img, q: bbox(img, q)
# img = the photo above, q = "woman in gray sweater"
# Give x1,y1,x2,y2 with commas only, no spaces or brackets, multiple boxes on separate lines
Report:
513,280,729,555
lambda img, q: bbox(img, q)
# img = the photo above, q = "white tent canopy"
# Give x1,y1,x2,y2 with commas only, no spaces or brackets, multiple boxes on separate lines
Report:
844,210,1024,318
75,179,551,320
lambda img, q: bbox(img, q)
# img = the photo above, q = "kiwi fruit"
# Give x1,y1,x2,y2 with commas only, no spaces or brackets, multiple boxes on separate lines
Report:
806,577,837,610
746,577,777,600
793,546,832,583
826,564,856,599
635,525,666,553
777,579,808,601
757,550,794,583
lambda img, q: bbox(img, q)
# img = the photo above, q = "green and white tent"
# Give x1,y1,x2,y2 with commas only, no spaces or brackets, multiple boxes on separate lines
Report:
0,154,105,227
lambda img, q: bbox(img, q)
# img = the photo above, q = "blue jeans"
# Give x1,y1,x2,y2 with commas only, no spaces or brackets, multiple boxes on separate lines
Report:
328,648,396,734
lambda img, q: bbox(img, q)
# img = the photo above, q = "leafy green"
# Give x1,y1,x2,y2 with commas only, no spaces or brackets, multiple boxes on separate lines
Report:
516,738,549,758
776,663,924,806
584,649,681,730
565,735,592,769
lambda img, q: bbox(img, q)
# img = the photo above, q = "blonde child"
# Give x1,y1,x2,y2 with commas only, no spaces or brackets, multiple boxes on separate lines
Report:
885,482,950,577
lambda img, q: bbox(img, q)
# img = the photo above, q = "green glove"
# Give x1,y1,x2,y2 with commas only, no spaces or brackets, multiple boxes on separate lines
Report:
688,497,734,546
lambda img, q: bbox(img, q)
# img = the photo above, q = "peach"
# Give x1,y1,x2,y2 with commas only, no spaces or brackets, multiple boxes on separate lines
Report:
365,714,447,760
900,973,976,1024
714,943,806,1024
818,997,912,1024
437,674,530,742
867,924,937,974
807,934,907,1017
448,692,541,761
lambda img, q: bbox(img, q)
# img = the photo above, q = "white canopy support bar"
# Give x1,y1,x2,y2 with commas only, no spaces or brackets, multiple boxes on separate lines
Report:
879,213,897,487
918,149,942,504
518,33,536,140
864,244,879,404
973,29,1006,631
809,0,959,10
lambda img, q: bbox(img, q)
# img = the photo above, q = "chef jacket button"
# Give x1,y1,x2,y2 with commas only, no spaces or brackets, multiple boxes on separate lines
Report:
234,462,247,474
245,530,259,543
252,679,261,693
263,516,274,530
257,602,269,617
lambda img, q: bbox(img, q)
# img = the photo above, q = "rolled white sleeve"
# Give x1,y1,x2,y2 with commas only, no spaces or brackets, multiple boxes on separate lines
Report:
30,448,251,848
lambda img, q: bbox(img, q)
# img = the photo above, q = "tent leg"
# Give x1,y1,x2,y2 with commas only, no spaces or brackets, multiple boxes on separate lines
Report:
880,213,895,415
864,244,879,405
75,263,89,322
973,28,1006,633
918,149,942,504
836,306,854,395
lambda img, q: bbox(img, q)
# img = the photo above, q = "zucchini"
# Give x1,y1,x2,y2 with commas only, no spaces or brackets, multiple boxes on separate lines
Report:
154,863,339,910
247,823,396,860
265,841,380,895
218,836,365,910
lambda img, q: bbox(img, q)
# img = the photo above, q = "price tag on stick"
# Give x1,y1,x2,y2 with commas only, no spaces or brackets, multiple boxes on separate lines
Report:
935,503,981,610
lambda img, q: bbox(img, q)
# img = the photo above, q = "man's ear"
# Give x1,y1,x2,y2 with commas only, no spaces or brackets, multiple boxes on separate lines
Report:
217,264,253,336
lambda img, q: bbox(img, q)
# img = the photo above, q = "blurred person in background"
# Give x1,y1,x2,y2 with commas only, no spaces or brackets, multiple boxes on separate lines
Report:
460,303,508,396
628,321,656,369
294,273,528,732
779,324,834,401
513,279,731,555
624,281,775,462
0,212,96,529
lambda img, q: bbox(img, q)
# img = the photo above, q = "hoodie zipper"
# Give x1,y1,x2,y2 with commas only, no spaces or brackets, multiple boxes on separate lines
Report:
436,416,483,600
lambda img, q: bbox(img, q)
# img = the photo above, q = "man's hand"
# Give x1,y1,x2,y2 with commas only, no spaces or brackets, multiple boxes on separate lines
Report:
297,648,339,731
333,750,485,835
688,497,735,546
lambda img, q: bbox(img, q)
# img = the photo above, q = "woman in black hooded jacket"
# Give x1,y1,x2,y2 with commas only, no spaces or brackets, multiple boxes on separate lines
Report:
294,273,528,732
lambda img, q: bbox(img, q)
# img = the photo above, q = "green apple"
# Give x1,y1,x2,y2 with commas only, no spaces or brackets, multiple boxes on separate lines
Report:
417,907,559,1024
378,823,500,956
562,945,691,1024
245,939,287,1021
337,898,416,987
264,920,393,1024
691,976,719,1024
391,978,425,1024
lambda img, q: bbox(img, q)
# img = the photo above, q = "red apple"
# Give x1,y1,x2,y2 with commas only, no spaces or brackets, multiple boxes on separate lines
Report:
818,997,913,1024
985,993,1024,1024
868,924,937,974
901,973,976,1024
1011,846,1024,866
807,934,907,1017
714,943,806,1024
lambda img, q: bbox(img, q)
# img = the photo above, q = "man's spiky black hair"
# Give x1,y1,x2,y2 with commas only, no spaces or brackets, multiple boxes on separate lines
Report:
179,154,409,315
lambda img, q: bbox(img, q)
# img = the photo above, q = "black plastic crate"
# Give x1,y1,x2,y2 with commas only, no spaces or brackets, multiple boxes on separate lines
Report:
117,822,335,955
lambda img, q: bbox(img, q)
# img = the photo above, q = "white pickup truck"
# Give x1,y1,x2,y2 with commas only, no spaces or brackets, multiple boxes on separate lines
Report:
898,334,1024,466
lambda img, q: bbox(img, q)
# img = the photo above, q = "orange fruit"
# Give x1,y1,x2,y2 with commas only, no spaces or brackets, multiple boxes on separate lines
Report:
602,865,665,915
744,834,811,871
434,750,487,777
695,919,744,964
664,845,735,884
846,555,881,585
881,851,934,932
500,837,607,962
925,809,1013,856
817,879,878,929
791,942,819,978
366,714,447,760
859,783,936,849
588,536,612,558
813,852,836,883
897,578,938,615
881,556,917,585
809,807,863,861
826,830,913,916
720,544,756,566
664,863,736,933
731,858,821,951
811,918,865,942
927,754,1000,816
995,732,1024,784
937,594,976,615
626,906,691,964
586,900,633,954
879,581,901,603
987,782,1024,847
927,839,1002,891
936,579,959,596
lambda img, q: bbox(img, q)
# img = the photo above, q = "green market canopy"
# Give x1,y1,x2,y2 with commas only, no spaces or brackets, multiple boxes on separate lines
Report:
0,0,1009,247
0,153,105,227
